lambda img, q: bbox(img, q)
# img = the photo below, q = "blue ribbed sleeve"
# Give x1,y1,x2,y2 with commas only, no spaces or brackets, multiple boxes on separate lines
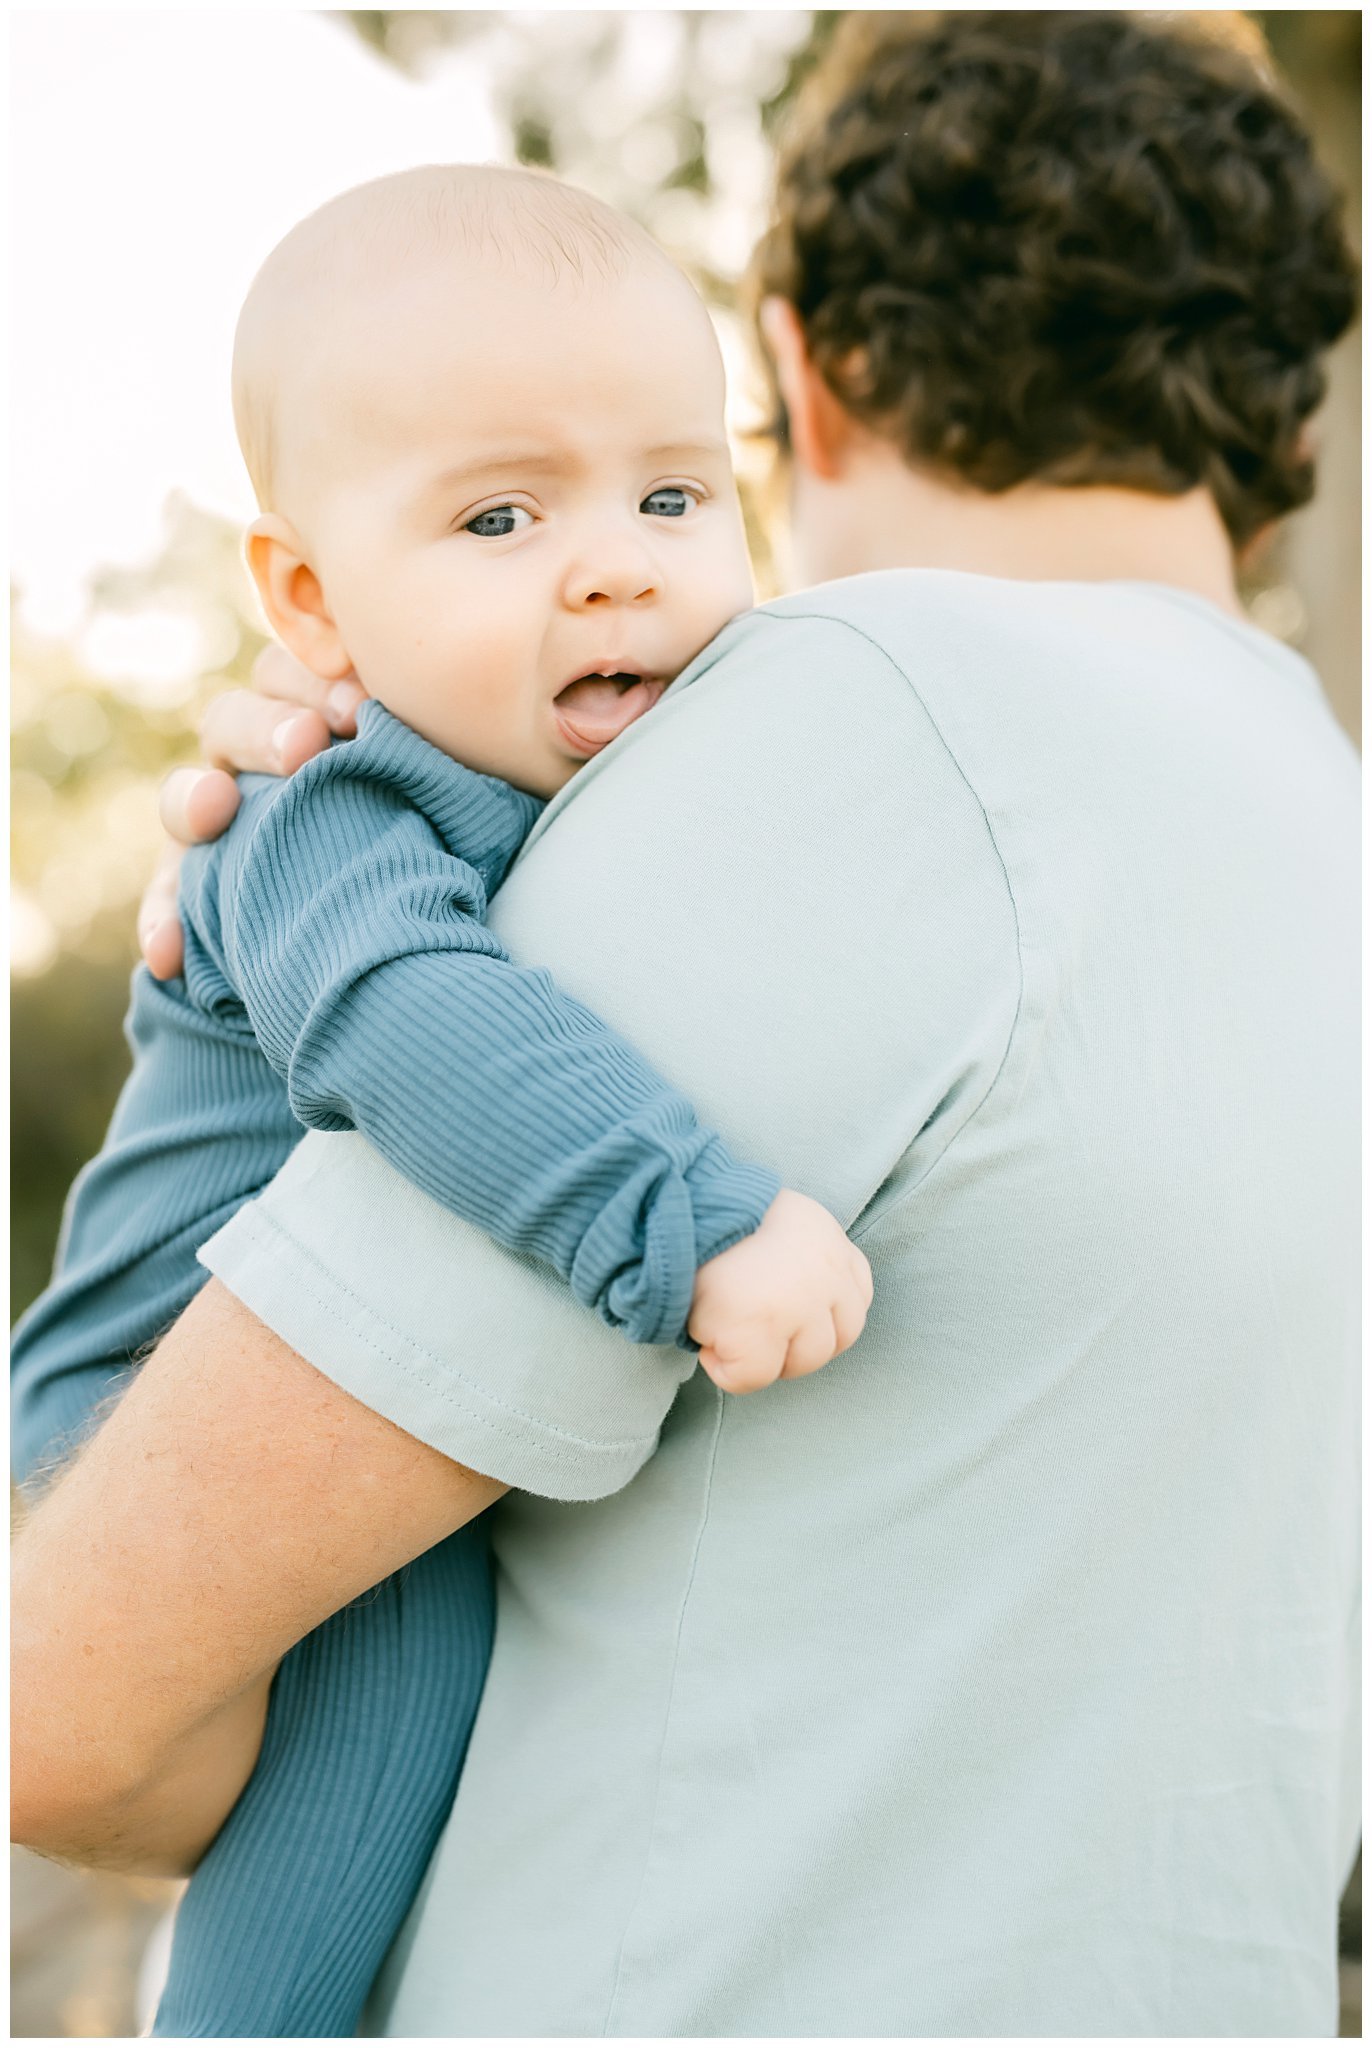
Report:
184,700,779,1346
10,970,303,1483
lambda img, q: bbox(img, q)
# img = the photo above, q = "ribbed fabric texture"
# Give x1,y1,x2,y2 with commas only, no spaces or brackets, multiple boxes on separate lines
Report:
10,696,780,2037
151,1527,494,2039
185,700,779,1345
11,971,303,1481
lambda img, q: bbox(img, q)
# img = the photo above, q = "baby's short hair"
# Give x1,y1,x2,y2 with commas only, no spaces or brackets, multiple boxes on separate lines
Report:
233,164,659,512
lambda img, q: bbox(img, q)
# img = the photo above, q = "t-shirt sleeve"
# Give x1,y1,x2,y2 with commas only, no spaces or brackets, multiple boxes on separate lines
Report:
200,610,1022,1500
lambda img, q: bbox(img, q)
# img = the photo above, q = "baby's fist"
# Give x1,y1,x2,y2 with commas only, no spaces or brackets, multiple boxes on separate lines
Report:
688,1189,873,1395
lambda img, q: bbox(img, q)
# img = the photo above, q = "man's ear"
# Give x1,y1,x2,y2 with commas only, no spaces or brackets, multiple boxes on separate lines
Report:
757,297,856,482
244,517,354,682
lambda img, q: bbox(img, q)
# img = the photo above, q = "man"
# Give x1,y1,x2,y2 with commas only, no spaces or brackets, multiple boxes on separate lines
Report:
14,14,1359,2033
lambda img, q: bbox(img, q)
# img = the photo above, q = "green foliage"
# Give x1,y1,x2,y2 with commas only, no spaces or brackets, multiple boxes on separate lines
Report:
11,496,267,1317
11,954,138,1320
332,10,824,299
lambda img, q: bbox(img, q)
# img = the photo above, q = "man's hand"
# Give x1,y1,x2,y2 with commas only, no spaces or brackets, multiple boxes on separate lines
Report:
10,1279,502,1877
138,647,367,978
688,1189,873,1395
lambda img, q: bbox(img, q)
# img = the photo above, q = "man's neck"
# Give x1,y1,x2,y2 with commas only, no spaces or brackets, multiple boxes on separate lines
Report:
784,451,1244,618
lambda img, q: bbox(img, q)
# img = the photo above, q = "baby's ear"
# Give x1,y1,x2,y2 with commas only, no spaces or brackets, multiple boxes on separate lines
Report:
244,517,354,682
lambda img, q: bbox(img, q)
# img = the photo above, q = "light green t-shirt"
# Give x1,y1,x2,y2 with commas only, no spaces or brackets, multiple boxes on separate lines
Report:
203,571,1360,2037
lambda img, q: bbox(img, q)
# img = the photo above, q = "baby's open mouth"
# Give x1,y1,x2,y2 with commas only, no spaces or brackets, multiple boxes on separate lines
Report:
552,671,668,757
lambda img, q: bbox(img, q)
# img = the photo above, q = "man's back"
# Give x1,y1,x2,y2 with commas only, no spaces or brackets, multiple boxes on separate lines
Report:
210,571,1359,2036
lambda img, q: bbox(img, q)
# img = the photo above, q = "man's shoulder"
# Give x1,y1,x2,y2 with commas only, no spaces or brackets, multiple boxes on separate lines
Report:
705,567,1023,669
752,566,982,630
666,568,1088,745
519,571,1033,893
684,570,956,689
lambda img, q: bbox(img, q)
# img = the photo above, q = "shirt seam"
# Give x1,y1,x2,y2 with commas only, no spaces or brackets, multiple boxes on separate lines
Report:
209,1205,664,1463
756,608,1028,1232
601,1384,727,2034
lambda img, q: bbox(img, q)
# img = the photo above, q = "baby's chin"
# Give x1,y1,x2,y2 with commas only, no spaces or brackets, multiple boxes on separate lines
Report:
540,758,584,797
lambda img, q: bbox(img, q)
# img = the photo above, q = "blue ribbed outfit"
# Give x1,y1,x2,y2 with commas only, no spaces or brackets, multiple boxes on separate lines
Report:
10,699,780,2038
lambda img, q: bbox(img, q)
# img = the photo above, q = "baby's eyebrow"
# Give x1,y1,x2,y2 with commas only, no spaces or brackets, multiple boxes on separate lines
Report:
421,452,578,496
420,439,729,500
640,440,732,464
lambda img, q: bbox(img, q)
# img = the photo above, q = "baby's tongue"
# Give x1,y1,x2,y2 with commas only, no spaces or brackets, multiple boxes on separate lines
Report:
553,674,662,752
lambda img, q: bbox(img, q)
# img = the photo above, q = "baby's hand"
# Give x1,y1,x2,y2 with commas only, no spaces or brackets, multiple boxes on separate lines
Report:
688,1190,873,1395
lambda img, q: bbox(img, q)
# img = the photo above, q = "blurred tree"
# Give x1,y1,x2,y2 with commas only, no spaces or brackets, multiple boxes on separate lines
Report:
11,496,266,1314
330,9,836,305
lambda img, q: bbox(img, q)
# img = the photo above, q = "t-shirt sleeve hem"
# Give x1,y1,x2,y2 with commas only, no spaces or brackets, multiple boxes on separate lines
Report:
196,1205,664,1503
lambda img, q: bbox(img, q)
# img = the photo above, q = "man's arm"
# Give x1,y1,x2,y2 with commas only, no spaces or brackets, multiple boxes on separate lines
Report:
11,1278,504,1877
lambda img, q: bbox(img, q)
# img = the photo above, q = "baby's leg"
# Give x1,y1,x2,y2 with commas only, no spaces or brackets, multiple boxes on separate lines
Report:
152,1523,493,2039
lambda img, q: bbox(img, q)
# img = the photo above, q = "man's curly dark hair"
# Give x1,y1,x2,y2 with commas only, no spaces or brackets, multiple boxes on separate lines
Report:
748,10,1358,545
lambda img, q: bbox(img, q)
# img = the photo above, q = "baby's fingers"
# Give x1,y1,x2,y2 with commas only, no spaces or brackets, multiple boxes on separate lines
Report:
699,1336,786,1396
830,1251,874,1356
780,1311,840,1381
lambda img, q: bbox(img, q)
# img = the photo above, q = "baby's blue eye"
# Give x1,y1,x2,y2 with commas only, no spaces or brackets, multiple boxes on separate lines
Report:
640,488,694,518
464,505,533,538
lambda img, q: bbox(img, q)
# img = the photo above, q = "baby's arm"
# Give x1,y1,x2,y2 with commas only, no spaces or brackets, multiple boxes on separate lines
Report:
204,702,870,1390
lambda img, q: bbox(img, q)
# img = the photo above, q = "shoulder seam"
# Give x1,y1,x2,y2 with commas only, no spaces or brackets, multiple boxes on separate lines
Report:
756,608,1028,1226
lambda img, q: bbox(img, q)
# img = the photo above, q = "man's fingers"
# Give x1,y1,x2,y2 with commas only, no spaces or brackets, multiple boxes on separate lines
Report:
250,645,366,735
137,840,187,979
199,691,334,777
141,919,185,982
198,649,362,778
159,767,242,846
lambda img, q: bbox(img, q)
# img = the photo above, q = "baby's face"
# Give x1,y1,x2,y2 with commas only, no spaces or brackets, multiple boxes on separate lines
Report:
288,257,755,796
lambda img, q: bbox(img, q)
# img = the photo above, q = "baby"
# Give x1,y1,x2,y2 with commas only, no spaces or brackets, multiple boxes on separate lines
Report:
10,166,871,2036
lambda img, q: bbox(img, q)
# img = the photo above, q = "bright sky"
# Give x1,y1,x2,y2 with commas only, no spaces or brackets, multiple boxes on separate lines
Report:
12,10,507,639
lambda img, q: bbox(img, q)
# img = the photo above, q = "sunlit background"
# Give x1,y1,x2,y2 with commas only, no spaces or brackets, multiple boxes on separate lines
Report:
10,10,1361,2036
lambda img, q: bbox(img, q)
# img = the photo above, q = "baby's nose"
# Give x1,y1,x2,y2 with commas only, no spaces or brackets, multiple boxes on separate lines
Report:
563,542,658,609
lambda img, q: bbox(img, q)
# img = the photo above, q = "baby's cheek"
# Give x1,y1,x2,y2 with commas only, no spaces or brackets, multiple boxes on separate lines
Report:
429,642,543,779
699,530,756,634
